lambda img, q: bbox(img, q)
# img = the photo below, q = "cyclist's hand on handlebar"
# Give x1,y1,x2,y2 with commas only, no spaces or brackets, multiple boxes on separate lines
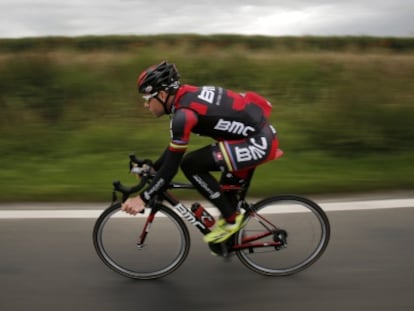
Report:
130,163,154,178
143,163,156,174
121,196,145,215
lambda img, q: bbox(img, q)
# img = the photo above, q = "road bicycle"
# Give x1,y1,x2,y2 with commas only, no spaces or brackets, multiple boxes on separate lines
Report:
93,151,330,280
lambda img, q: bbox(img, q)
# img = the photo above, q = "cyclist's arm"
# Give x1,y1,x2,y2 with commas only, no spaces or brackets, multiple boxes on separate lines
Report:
140,108,198,203
152,147,168,171
139,150,184,202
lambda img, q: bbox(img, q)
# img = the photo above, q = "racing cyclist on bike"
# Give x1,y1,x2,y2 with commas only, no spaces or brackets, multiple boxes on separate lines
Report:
121,61,279,244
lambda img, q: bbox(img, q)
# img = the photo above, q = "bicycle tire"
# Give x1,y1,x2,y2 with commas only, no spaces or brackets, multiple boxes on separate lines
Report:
93,202,191,279
235,195,330,276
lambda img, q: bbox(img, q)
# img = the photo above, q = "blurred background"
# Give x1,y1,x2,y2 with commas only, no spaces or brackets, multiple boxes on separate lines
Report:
1,36,413,201
0,1,413,202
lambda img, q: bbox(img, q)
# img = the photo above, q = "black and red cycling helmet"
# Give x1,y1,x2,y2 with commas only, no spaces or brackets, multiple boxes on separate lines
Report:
137,61,180,95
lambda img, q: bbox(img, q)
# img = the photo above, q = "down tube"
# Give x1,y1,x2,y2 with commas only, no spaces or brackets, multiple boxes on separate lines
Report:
162,191,211,235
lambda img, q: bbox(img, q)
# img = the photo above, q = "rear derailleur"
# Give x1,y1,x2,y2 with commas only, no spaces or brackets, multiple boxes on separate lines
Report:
273,229,288,250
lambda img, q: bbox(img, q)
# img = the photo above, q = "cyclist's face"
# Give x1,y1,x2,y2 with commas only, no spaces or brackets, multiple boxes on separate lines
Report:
144,92,165,117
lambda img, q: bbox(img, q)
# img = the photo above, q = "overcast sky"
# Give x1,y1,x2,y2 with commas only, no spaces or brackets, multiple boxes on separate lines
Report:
0,0,413,38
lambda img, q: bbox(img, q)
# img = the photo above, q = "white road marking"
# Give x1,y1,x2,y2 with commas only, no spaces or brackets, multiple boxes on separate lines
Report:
0,198,413,219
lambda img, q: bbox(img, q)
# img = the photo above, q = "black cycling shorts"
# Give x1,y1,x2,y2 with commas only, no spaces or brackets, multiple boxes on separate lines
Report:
213,124,278,172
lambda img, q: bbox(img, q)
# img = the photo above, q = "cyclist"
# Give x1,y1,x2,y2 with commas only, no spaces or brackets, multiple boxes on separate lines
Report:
122,61,279,243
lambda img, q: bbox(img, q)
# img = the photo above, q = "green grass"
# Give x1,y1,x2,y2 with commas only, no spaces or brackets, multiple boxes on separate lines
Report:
1,147,413,202
0,35,413,201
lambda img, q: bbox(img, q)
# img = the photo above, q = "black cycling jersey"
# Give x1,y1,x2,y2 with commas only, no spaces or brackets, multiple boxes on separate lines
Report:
140,84,274,203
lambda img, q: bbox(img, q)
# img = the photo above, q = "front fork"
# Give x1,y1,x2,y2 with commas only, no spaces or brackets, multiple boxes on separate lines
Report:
136,206,158,248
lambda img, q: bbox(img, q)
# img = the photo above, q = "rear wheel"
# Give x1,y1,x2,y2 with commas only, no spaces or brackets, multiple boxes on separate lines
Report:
235,195,330,276
93,202,190,279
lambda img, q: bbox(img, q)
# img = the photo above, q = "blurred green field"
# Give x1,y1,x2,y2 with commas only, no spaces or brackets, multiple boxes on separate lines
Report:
0,35,413,202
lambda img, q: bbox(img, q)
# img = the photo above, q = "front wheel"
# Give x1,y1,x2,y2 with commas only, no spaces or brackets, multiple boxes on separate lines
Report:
93,202,190,279
235,195,330,276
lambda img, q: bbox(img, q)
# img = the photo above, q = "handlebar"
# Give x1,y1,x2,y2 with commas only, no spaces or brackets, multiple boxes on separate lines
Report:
128,154,152,169
112,178,147,197
111,154,152,202
111,154,195,202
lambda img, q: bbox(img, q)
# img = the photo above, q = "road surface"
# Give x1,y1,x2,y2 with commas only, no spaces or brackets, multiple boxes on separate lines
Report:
1,195,413,311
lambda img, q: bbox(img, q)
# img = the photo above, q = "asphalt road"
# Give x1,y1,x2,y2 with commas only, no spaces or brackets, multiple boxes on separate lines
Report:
1,197,414,311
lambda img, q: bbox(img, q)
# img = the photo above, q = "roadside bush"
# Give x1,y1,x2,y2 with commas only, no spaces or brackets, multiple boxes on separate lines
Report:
0,36,414,200
0,55,66,123
304,58,414,155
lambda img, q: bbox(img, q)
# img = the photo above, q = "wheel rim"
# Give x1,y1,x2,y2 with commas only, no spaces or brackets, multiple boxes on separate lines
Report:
94,206,189,279
236,198,329,275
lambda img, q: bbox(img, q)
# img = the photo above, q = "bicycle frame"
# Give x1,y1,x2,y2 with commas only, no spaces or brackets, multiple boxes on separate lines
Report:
136,180,285,254
95,151,330,279
112,152,287,254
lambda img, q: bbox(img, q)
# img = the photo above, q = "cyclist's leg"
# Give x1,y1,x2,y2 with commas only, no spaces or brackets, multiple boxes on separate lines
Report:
181,125,279,242
181,125,278,218
180,145,236,220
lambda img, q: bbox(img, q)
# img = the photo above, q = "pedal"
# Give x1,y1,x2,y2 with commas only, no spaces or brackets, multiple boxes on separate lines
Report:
219,243,229,259
208,241,233,259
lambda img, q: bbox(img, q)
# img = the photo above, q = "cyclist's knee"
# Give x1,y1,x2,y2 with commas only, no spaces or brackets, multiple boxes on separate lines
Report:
181,150,203,175
180,152,193,175
181,146,218,174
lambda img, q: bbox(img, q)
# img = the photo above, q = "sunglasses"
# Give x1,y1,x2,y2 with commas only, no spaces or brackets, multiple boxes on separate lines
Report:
142,92,158,101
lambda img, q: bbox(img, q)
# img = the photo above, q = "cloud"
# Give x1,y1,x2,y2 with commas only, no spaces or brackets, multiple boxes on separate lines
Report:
0,0,413,38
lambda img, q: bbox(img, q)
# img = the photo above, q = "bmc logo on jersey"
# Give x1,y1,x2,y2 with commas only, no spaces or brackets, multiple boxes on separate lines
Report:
214,119,255,137
198,86,215,104
235,137,268,162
